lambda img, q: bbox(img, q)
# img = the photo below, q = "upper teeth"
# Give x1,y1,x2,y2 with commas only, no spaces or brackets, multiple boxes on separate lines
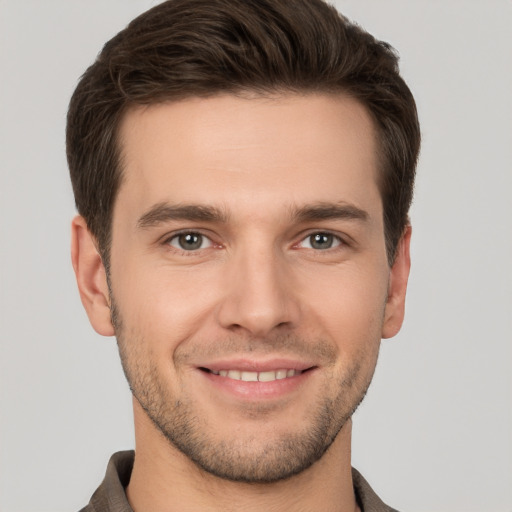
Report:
211,369,300,382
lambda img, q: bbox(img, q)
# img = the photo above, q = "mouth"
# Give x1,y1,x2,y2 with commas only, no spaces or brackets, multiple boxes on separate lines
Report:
199,367,309,382
197,362,317,400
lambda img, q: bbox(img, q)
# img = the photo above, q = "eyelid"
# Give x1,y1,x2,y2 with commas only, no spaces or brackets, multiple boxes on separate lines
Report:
157,228,350,253
161,229,218,252
294,230,348,250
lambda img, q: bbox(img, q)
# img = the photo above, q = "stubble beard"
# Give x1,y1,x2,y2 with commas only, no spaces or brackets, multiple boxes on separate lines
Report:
111,299,380,484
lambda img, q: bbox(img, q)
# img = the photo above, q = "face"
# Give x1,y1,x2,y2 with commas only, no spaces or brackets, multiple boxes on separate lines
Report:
86,94,409,482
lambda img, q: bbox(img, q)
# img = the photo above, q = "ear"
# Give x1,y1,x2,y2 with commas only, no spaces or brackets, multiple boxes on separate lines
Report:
71,215,115,336
382,225,412,339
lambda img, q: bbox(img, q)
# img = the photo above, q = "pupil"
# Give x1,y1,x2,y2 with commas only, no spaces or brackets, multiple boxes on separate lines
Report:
179,233,202,250
311,233,332,249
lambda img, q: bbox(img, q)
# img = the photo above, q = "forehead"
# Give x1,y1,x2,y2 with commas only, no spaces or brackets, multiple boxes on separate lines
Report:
115,93,381,221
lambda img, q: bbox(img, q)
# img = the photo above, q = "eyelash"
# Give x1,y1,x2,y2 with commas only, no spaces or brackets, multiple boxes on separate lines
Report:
163,231,216,253
296,232,345,251
162,230,347,254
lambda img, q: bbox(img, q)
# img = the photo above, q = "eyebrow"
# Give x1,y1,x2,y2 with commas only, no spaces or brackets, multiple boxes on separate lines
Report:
136,201,369,229
137,203,228,229
291,202,369,223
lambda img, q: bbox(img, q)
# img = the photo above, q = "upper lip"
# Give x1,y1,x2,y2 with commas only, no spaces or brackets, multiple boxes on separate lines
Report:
196,358,316,373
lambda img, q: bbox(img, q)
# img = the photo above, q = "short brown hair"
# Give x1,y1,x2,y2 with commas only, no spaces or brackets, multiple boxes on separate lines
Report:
67,0,420,266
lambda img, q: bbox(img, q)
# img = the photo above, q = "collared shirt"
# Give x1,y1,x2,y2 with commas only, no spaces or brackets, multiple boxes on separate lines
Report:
79,451,399,512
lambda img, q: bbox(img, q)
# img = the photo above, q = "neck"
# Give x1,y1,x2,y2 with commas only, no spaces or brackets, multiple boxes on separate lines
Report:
127,400,359,512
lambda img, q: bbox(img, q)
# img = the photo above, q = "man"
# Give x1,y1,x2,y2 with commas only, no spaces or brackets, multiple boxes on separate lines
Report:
67,0,420,510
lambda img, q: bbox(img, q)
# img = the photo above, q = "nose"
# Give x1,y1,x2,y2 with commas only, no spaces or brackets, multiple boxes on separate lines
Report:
216,245,301,337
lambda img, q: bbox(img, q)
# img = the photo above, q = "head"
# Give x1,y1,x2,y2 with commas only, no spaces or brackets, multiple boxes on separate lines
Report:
67,0,420,269
68,0,419,485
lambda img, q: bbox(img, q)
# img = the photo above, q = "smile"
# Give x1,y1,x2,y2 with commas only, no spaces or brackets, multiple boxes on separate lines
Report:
206,369,303,382
198,364,316,399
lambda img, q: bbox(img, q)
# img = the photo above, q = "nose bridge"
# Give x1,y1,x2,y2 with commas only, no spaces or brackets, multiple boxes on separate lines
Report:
217,236,299,336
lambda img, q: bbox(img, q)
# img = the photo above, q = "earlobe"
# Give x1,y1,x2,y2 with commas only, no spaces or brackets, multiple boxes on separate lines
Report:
71,216,115,336
382,225,412,339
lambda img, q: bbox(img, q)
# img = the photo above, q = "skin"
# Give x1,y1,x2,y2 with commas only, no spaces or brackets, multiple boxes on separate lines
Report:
71,93,411,512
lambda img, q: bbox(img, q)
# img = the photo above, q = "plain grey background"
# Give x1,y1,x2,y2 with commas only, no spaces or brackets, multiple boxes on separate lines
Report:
1,1,511,511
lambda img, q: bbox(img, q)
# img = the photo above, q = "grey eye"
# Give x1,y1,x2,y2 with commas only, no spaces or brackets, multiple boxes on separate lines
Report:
301,233,341,250
169,232,211,251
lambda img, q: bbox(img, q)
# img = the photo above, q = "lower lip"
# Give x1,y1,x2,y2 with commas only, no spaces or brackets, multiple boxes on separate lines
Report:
199,369,314,400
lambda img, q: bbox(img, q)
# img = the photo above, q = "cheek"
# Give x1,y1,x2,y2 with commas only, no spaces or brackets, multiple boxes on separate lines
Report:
112,262,220,346
300,263,389,347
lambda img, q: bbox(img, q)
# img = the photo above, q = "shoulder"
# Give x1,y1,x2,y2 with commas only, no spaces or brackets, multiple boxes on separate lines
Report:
352,467,400,512
78,451,135,512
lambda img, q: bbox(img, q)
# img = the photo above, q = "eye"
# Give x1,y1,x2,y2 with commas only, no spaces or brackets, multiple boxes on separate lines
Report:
167,232,212,251
300,232,342,250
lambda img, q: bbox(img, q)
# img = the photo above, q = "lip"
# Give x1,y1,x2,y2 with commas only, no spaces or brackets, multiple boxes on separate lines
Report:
197,358,314,373
196,358,317,400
